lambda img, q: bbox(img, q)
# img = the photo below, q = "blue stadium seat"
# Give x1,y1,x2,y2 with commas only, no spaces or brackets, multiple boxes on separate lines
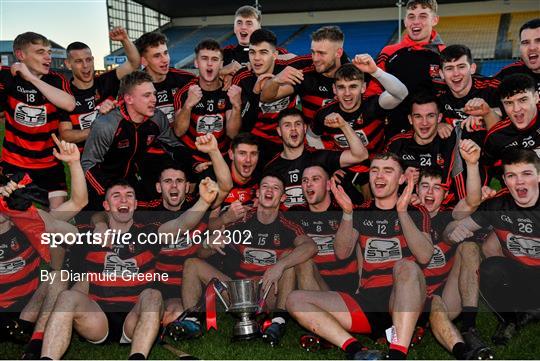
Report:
220,25,303,48
478,59,515,76
167,25,232,64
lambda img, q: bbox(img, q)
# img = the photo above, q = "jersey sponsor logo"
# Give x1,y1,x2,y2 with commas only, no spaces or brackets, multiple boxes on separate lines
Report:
506,233,540,258
0,257,25,275
364,237,402,263
243,247,277,266
284,185,304,207
427,245,446,269
259,97,290,114
14,103,47,127
217,98,226,110
162,235,192,251
309,234,335,256
196,114,224,134
333,130,369,148
157,105,175,122
146,135,155,145
103,253,139,274
78,110,98,129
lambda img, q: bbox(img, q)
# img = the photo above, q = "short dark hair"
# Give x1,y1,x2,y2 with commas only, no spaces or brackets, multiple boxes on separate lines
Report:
235,5,261,23
105,179,135,198
419,167,444,182
410,91,441,113
13,32,50,53
260,171,286,190
519,18,540,38
440,44,473,66
231,132,259,151
135,32,168,55
335,63,364,82
406,0,438,13
250,28,277,48
159,164,187,181
119,70,153,96
498,73,536,99
372,152,405,172
277,107,304,124
66,42,91,57
302,164,330,178
502,149,540,173
195,39,223,58
311,26,344,43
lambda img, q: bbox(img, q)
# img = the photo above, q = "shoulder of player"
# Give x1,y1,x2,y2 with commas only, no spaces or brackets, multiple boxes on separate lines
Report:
223,44,236,51
485,119,512,139
495,60,526,78
472,74,500,89
232,67,255,84
479,188,511,209
168,67,197,78
278,212,304,232
276,47,288,54
286,54,312,68
315,100,339,116
376,42,407,62
387,130,414,145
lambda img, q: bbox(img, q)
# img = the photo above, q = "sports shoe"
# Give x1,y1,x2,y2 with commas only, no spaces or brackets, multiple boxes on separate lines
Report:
461,327,494,360
409,326,426,348
0,319,29,343
166,319,202,341
347,349,385,360
262,322,285,347
491,322,517,346
300,333,335,352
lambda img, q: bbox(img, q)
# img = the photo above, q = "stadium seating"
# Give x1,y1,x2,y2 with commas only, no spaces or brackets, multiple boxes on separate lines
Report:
220,24,304,48
436,14,500,60
507,11,540,58
167,25,232,66
478,59,514,76
284,20,397,58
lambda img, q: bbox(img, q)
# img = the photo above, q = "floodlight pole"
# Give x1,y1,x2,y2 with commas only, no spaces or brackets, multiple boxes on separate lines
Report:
397,1,404,42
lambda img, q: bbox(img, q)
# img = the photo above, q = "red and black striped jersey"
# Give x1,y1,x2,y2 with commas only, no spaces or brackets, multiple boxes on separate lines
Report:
264,147,342,208
292,65,336,124
433,75,500,145
232,61,298,144
353,200,431,289
63,69,120,150
365,31,445,138
0,67,72,169
223,44,288,66
223,170,259,209
483,105,540,169
288,203,358,279
424,208,456,296
227,209,304,277
471,189,540,267
174,79,232,163
84,223,159,307
312,98,385,174
495,60,540,94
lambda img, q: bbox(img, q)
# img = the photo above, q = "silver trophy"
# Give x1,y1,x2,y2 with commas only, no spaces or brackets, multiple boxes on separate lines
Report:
214,279,270,340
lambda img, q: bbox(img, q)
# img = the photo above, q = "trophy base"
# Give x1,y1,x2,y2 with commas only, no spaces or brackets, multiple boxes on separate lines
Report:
232,331,261,341
232,315,260,341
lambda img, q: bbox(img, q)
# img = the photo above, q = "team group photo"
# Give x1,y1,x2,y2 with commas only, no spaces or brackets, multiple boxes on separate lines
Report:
0,0,539,359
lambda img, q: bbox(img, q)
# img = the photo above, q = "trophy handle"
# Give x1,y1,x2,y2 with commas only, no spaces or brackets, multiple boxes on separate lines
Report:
256,281,271,313
212,279,230,311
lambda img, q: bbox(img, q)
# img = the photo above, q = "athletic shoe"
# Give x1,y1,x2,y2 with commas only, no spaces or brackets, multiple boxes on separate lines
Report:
409,326,426,347
461,327,494,360
299,333,335,352
166,319,202,341
262,322,285,347
491,322,517,345
0,319,29,343
347,349,385,360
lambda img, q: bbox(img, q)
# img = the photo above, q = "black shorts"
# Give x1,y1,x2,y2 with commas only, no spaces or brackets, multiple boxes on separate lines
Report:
90,302,131,344
0,162,67,194
159,282,181,300
322,272,359,294
339,287,393,338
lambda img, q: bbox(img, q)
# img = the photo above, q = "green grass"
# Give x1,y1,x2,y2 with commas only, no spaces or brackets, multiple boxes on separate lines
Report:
1,309,539,359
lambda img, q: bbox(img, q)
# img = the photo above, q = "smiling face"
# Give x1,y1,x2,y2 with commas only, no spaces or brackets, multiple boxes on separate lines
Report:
234,15,261,46
520,27,540,73
404,4,439,43
440,55,476,97
333,78,365,112
156,168,187,209
369,157,405,200
17,41,52,76
195,49,223,83
103,185,137,224
141,43,170,77
311,39,342,75
66,47,95,85
249,41,276,76
409,101,441,144
277,114,306,149
257,176,286,209
123,81,157,119
503,162,540,208
417,175,447,214
301,166,330,206
501,90,539,130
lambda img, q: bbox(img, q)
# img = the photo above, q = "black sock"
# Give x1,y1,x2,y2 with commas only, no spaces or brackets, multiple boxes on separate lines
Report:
17,319,35,335
461,306,478,331
344,340,363,355
271,309,289,324
24,338,43,355
388,348,407,360
452,342,467,359
128,352,146,360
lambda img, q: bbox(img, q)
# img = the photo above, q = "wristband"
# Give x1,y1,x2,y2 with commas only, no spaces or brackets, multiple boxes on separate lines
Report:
342,212,353,221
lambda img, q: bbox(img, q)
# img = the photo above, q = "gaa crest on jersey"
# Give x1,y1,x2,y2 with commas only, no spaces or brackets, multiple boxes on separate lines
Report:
217,98,226,110
14,103,47,127
273,234,281,246
364,237,402,263
146,135,155,146
10,239,20,252
429,64,440,78
329,219,339,231
243,248,277,266
427,245,446,269
437,153,444,166
196,114,224,134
